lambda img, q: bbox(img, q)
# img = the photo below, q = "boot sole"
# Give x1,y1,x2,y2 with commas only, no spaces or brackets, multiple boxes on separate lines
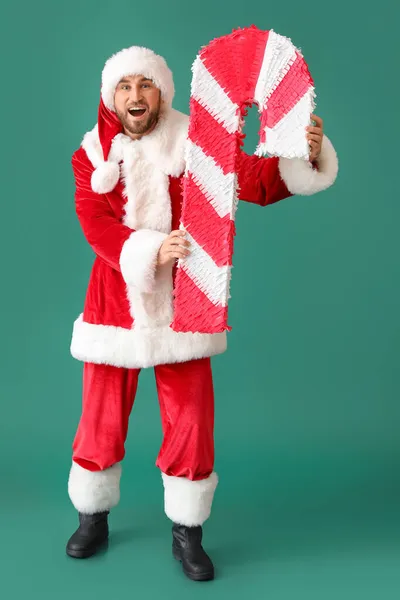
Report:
173,548,215,581
66,538,109,559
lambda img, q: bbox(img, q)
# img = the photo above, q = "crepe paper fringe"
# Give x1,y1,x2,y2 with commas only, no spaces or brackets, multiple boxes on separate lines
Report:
171,25,315,334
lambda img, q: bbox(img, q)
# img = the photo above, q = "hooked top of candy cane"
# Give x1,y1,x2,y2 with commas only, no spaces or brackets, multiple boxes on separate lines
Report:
191,25,315,160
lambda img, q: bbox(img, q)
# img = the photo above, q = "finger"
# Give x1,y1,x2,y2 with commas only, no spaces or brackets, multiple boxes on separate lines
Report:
306,126,322,135
169,251,189,260
169,233,188,243
309,144,319,159
169,229,187,239
168,238,191,248
310,113,323,127
171,236,191,245
308,140,319,150
307,133,322,143
167,246,190,256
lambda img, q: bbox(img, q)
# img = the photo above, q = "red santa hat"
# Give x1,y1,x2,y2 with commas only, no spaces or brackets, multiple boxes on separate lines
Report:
90,46,175,194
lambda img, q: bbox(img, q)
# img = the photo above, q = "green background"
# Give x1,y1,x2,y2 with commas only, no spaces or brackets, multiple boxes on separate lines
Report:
1,0,399,598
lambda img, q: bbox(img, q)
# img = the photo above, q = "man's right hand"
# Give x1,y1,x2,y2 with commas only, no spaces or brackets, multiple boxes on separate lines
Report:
157,230,191,267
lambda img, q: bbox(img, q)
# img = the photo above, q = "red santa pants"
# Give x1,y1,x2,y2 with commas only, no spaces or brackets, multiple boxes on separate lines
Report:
72,357,215,480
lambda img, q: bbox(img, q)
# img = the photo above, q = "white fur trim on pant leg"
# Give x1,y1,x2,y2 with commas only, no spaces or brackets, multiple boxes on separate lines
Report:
162,472,218,526
278,135,339,196
68,462,122,514
119,229,169,294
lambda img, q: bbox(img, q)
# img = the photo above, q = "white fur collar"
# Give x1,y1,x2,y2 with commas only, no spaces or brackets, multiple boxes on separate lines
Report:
82,108,189,193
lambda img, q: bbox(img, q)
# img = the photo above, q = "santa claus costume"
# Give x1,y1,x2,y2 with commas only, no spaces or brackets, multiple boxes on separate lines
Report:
66,45,338,579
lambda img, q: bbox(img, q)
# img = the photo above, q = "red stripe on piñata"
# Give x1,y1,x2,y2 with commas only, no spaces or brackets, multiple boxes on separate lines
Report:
182,173,235,267
171,267,230,334
260,51,314,131
188,98,237,175
245,28,270,101
200,26,269,105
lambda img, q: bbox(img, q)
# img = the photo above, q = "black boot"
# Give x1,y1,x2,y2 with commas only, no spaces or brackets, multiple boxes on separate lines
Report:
66,511,109,558
172,523,214,581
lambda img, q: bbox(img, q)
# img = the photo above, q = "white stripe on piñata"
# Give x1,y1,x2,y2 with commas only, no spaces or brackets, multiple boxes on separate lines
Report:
256,90,316,159
185,140,237,219
191,57,240,134
254,30,297,109
178,230,231,307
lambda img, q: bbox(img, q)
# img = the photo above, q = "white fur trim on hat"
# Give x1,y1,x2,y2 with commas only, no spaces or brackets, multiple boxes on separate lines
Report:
101,46,175,111
278,134,339,196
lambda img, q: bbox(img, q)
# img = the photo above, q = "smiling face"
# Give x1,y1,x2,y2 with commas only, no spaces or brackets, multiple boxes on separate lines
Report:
114,74,162,139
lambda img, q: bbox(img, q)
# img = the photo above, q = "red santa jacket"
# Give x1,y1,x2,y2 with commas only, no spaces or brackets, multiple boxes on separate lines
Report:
70,109,338,369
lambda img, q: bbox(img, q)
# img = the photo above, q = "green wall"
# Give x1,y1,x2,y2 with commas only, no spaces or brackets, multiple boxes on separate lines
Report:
1,0,399,598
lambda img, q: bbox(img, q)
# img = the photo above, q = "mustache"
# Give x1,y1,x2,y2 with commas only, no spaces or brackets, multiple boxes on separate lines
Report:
127,103,148,109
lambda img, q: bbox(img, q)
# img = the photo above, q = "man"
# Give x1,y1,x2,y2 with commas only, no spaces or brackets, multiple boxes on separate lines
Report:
66,45,338,581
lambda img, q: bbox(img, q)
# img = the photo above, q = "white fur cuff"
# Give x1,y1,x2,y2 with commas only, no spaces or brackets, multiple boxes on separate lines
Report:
278,135,339,196
162,472,218,526
119,230,169,293
68,462,122,514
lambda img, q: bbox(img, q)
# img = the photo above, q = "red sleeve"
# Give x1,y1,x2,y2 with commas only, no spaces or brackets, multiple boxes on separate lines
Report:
237,152,293,207
71,148,133,271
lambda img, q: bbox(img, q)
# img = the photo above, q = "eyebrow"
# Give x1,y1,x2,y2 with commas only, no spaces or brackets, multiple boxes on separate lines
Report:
118,77,153,84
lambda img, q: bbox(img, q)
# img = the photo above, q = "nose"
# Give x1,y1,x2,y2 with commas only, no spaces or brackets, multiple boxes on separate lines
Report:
129,85,143,104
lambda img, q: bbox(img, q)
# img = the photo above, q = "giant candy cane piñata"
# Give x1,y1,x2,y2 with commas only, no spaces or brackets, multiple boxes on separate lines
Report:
171,25,316,334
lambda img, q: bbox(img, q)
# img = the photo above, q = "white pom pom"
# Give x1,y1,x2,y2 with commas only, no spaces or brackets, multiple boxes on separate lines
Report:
91,161,120,194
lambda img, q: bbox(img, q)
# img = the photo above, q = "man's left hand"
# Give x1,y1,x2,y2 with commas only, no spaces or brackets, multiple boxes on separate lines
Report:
306,113,324,162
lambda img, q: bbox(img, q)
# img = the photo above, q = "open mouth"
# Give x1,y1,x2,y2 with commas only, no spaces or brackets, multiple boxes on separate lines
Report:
128,107,147,118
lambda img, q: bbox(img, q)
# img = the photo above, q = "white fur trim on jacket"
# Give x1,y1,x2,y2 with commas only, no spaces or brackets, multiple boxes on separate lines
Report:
120,230,169,293
162,472,218,526
101,46,175,111
278,135,338,196
68,462,122,514
70,314,227,369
